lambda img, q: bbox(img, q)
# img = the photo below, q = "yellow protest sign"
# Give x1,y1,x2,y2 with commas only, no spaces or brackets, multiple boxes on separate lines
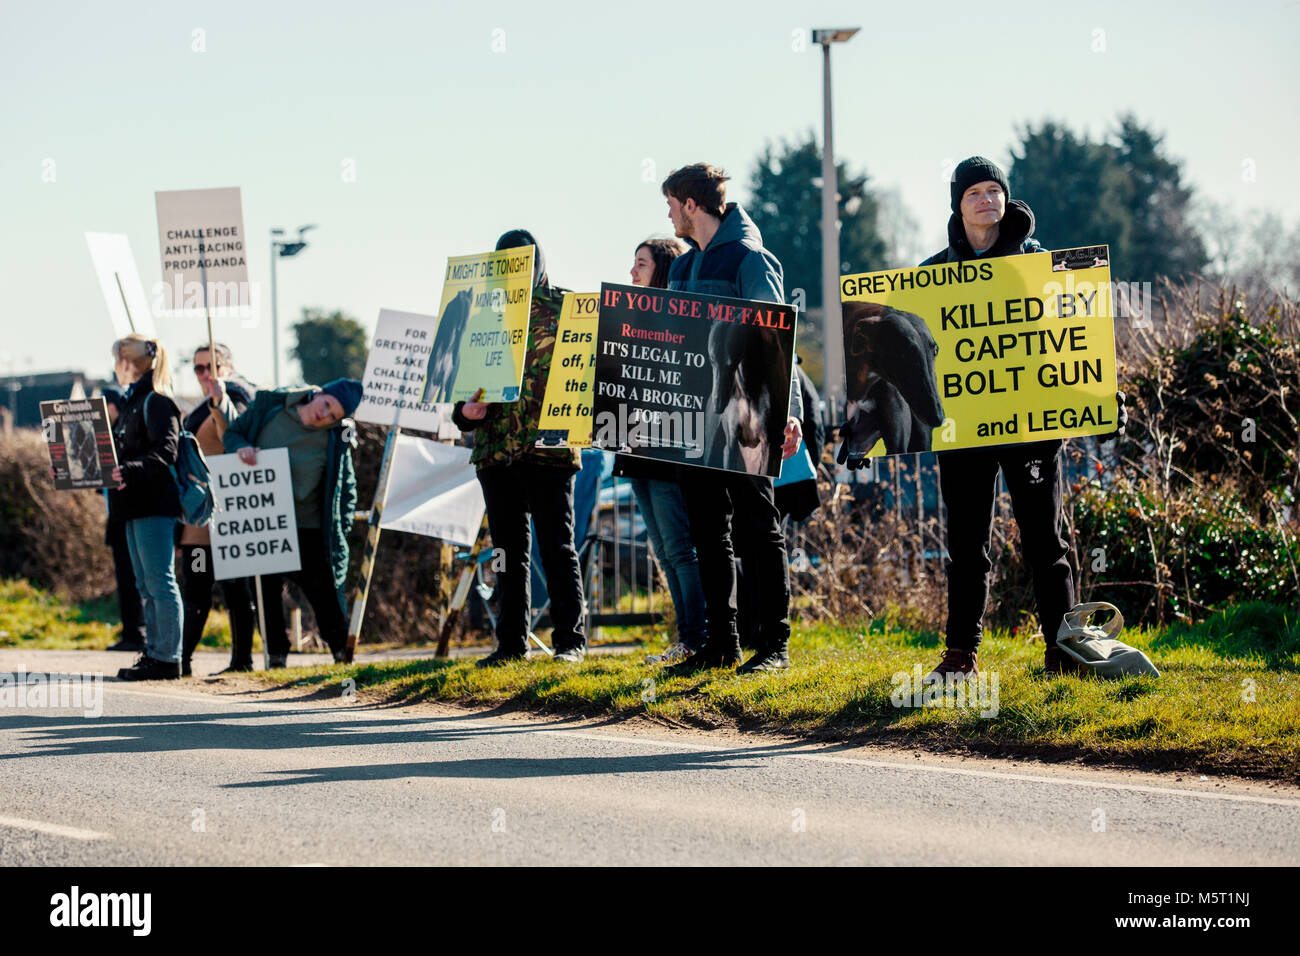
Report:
839,245,1117,459
421,246,535,404
536,292,599,448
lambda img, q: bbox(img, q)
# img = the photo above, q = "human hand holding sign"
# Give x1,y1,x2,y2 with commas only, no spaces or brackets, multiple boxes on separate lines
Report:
110,465,126,489
781,417,802,460
207,376,226,406
461,387,488,421
237,446,258,466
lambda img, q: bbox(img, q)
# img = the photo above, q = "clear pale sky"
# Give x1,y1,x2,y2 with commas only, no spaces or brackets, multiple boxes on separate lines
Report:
2,0,1296,391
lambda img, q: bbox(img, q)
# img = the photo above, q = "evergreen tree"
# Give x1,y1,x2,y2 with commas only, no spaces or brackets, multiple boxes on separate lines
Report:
290,308,368,384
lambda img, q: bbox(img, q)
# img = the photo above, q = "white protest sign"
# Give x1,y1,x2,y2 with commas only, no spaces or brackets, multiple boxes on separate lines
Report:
355,309,460,438
154,186,250,315
207,447,301,580
379,436,484,546
84,233,157,338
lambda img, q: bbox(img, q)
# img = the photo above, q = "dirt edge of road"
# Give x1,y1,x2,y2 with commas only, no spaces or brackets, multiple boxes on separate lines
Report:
170,672,1300,795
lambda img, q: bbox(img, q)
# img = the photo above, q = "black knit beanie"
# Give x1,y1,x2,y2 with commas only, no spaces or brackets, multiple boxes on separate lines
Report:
950,156,1010,213
495,228,546,287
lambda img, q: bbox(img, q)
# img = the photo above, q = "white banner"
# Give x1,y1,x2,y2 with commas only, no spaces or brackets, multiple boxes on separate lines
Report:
379,436,483,546
154,186,250,315
355,309,460,437
208,447,301,580
84,232,157,338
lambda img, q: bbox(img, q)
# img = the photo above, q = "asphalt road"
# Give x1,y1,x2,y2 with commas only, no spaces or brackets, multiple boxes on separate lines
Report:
1,652,1298,866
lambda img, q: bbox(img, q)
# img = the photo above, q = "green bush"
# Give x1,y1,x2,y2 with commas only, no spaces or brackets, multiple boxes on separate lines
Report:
1073,475,1299,624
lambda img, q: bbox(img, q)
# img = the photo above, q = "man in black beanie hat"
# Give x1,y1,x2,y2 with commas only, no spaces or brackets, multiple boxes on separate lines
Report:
453,229,588,667
912,156,1126,682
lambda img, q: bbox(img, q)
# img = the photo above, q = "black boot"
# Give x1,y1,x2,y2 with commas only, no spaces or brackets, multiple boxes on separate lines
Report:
117,655,181,681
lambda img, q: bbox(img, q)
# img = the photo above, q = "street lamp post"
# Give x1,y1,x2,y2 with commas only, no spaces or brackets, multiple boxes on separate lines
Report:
813,27,859,419
269,224,316,388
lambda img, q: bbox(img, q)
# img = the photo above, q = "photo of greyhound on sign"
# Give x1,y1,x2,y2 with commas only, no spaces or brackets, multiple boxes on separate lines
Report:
840,301,945,457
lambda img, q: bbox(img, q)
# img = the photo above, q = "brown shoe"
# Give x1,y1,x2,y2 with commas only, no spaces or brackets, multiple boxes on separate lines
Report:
923,648,978,683
1044,645,1090,676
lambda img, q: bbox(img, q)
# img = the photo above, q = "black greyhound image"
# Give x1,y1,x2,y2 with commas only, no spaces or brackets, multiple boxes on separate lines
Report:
705,319,791,476
841,301,945,457
423,288,474,403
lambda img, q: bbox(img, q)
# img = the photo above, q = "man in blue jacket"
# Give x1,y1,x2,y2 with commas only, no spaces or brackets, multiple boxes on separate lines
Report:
659,163,802,673
222,379,360,667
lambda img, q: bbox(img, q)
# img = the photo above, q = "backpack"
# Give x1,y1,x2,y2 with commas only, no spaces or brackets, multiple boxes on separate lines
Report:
1055,602,1160,678
147,392,215,526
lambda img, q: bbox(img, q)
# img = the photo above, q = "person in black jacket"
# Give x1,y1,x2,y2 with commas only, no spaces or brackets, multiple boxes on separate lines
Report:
108,334,185,681
910,157,1124,682
100,382,147,652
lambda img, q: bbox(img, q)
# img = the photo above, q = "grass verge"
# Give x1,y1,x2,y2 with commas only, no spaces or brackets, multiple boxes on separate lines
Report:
255,602,1300,781
0,578,231,649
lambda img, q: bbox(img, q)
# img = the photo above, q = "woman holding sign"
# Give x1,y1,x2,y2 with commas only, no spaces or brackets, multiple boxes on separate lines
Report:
616,238,708,665
108,333,186,681
179,343,259,676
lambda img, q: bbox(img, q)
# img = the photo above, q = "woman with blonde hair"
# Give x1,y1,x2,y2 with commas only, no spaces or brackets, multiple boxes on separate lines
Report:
108,333,186,680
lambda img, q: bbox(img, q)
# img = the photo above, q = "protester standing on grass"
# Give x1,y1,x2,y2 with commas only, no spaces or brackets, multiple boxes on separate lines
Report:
616,238,709,665
453,229,588,668
108,334,185,681
222,379,361,667
907,156,1126,682
658,163,802,674
178,343,258,676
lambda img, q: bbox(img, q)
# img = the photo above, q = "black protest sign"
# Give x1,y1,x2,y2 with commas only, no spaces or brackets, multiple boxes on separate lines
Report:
40,398,118,490
591,282,797,477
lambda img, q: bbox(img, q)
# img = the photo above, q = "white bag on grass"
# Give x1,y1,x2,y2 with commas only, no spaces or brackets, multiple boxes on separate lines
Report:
1055,602,1160,678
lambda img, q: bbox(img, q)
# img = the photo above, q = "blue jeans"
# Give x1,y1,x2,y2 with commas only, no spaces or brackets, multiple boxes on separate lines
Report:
124,516,184,664
630,478,706,650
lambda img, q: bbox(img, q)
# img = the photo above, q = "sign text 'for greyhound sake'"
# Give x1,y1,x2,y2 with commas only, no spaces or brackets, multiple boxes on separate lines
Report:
206,448,300,581
420,246,535,405
536,292,599,448
591,282,797,477
355,309,459,437
839,245,1117,459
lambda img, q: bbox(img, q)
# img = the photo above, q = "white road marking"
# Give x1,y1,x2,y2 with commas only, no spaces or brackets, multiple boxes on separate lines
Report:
0,814,110,841
98,683,1300,810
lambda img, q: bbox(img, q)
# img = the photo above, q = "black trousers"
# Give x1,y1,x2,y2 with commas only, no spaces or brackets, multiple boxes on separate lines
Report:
938,439,1075,652
107,521,147,644
180,544,257,667
477,461,585,655
677,467,791,654
256,528,347,657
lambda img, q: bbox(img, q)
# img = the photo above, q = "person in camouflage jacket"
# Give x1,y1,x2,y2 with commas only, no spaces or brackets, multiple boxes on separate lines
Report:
453,229,587,667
